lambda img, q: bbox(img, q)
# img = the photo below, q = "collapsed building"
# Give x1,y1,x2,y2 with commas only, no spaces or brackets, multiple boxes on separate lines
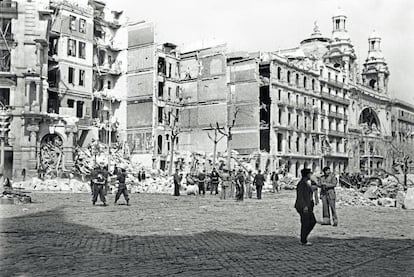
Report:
1,3,413,179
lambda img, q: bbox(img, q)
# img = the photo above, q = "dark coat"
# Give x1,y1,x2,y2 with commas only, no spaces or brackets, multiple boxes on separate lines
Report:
294,178,314,213
253,173,265,186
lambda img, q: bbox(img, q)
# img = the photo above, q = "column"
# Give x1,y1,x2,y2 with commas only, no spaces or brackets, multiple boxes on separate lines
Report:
25,82,31,106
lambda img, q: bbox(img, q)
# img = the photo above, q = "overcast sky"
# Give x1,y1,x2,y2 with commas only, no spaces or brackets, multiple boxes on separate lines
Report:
111,0,414,102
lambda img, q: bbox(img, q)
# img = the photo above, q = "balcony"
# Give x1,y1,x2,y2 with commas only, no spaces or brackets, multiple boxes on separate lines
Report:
0,1,18,15
320,92,350,105
303,104,313,113
398,113,414,124
94,37,122,52
328,111,345,120
320,77,344,89
94,61,122,75
327,129,346,137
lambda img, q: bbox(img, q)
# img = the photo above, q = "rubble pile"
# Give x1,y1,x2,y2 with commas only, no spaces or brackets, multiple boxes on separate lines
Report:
279,175,299,190
1,180,32,205
13,178,92,193
336,187,377,207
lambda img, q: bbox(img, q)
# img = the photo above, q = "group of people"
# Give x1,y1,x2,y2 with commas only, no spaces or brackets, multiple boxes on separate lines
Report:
89,161,133,206
295,166,338,246
173,167,273,201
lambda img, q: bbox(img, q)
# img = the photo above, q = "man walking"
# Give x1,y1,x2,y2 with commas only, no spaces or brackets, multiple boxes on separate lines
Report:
320,167,338,226
92,161,108,206
294,168,317,246
197,169,206,195
253,170,265,199
114,165,129,206
210,168,220,195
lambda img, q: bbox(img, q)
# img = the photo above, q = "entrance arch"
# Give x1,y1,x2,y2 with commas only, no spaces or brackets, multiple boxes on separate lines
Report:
359,108,381,132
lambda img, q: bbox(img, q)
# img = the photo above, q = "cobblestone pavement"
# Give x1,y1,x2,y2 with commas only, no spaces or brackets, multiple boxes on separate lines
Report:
1,191,413,276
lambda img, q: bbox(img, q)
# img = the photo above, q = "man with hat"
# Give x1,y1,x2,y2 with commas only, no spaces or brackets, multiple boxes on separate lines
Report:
294,168,317,246
114,164,129,205
91,161,108,206
319,166,338,226
253,169,265,199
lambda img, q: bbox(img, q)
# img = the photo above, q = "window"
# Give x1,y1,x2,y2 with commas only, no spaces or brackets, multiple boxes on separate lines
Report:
320,101,324,110
68,67,74,84
335,75,338,82
79,18,86,33
312,118,316,130
303,76,307,88
176,86,180,98
312,79,315,90
67,99,75,108
107,81,112,89
321,118,324,130
296,137,300,152
277,133,283,152
0,88,10,107
76,101,84,118
288,113,291,125
168,87,171,99
287,71,291,83
108,55,112,64
278,89,281,100
78,42,86,59
278,109,282,124
336,140,340,152
296,115,299,128
277,67,281,80
79,70,85,86
68,39,76,57
158,82,164,98
295,74,299,86
328,72,331,80
158,107,164,123
335,19,340,29
288,92,291,102
70,16,76,31
296,94,299,104
288,136,291,150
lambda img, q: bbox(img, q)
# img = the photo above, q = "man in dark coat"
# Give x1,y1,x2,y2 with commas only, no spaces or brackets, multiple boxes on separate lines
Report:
92,162,108,206
114,165,129,205
253,170,265,199
295,168,317,246
173,171,182,196
235,169,245,201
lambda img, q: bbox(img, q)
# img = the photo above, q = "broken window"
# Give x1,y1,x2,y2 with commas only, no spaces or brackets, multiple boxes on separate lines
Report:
68,39,76,57
78,41,86,59
0,88,10,107
70,16,77,31
76,101,84,118
1,18,12,39
79,18,86,33
68,67,74,84
47,91,59,114
79,69,85,86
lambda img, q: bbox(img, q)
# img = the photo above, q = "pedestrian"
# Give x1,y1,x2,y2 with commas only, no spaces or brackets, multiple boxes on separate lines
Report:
114,165,129,205
235,168,245,201
137,170,142,182
197,170,206,195
91,161,108,206
141,169,146,181
173,171,182,196
245,170,253,199
210,167,220,195
319,167,338,226
294,168,317,246
253,169,265,199
271,171,280,193
220,168,230,200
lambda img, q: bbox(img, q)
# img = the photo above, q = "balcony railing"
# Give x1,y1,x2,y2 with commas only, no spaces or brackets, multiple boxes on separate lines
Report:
327,129,346,137
320,92,350,105
328,111,345,120
398,113,414,124
320,77,344,88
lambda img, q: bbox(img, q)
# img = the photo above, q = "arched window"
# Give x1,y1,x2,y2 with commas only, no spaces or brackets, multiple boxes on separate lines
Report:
157,135,163,154
295,73,299,86
287,71,291,83
277,67,281,80
312,79,315,90
303,76,307,89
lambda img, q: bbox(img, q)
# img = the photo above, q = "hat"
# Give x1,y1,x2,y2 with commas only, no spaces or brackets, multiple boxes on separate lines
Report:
300,168,312,177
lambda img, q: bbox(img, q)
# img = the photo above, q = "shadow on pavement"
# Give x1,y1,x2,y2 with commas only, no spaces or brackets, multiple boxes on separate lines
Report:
0,208,413,277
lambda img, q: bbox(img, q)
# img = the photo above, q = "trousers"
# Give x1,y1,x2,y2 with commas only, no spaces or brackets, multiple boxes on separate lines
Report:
256,185,263,199
115,184,129,203
298,209,317,244
198,182,205,195
210,182,219,195
92,184,106,204
321,189,338,224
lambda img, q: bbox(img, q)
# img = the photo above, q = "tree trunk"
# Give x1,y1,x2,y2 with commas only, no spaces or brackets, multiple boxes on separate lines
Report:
213,141,217,168
168,138,175,176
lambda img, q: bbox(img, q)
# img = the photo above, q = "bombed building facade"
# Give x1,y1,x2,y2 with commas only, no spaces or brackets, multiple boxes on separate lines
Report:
1,3,413,179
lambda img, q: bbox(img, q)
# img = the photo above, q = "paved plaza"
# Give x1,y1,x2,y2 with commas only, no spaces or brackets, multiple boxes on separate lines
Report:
0,191,413,276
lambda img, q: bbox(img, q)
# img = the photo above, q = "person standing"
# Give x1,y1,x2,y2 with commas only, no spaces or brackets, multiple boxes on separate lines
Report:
253,170,265,199
220,168,230,200
92,161,108,206
197,170,206,195
320,167,338,226
235,169,245,201
173,171,182,196
210,168,220,195
271,171,280,193
245,170,253,199
114,165,129,206
294,168,317,246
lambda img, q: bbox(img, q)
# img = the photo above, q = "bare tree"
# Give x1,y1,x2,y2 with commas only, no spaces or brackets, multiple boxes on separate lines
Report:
216,107,239,172
166,107,182,176
207,124,226,167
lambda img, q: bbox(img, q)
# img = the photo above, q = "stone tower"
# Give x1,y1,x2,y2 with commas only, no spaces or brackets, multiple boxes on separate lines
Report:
325,8,358,81
362,30,389,94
